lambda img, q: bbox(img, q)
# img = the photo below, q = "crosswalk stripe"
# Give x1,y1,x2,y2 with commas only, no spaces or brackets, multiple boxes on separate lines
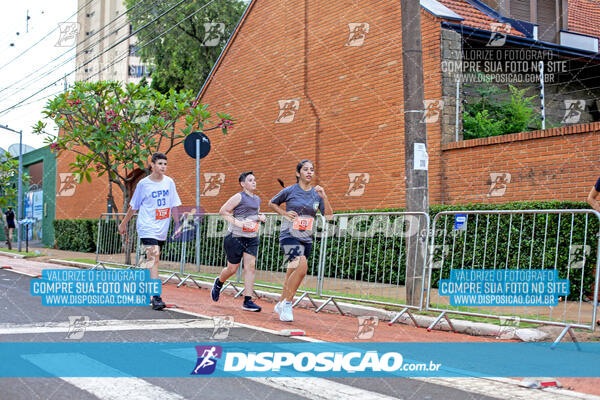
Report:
0,319,213,335
21,353,185,400
169,308,597,400
165,348,398,400
248,377,398,400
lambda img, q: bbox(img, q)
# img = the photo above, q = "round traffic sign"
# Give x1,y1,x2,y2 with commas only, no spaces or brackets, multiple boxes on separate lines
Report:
184,131,211,159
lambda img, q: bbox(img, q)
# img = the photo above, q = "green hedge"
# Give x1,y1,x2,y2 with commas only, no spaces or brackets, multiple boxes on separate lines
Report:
52,201,599,301
53,219,98,252
428,202,597,301
53,218,125,254
344,201,596,300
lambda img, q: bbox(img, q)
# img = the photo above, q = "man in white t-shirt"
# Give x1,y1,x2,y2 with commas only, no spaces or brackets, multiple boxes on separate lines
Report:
118,152,182,310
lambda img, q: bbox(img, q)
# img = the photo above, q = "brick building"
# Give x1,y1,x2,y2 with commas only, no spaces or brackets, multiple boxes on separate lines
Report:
55,0,600,221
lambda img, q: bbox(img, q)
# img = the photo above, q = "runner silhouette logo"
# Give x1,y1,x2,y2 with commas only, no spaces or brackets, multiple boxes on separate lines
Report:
191,345,222,375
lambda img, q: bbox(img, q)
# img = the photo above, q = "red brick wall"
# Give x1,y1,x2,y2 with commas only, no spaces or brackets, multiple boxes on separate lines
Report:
56,3,445,218
169,1,445,213
58,3,598,219
55,150,124,219
441,122,600,203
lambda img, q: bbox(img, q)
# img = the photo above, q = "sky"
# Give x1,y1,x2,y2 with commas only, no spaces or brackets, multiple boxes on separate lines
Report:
0,0,78,154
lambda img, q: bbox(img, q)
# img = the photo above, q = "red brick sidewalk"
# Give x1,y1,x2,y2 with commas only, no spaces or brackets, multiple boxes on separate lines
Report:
3,255,599,397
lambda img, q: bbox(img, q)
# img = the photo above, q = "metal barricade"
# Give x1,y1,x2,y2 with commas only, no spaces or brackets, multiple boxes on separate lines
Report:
165,212,232,289
155,212,327,303
426,210,600,343
94,213,139,270
94,211,432,320
95,213,193,280
172,212,326,305
154,210,205,288
316,212,430,321
251,213,326,307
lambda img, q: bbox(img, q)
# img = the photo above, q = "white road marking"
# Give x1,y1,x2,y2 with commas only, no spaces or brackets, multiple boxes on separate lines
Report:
411,377,600,400
21,353,185,400
1,267,38,277
169,308,598,400
165,347,399,400
0,319,214,335
5,267,597,400
248,377,398,400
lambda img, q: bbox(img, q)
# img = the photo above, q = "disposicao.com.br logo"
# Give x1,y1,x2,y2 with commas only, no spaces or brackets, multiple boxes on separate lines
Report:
224,351,441,373
191,346,441,376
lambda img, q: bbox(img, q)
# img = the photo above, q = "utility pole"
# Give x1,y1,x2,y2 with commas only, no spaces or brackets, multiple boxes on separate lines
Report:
401,0,428,307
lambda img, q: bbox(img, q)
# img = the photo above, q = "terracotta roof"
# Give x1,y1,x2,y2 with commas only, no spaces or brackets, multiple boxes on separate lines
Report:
568,0,600,40
435,0,524,36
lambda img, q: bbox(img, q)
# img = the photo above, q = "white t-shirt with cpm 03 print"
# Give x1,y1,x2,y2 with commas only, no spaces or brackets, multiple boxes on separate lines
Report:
130,175,182,241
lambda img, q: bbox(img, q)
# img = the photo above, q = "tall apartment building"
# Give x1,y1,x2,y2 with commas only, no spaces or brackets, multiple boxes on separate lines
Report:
75,0,150,83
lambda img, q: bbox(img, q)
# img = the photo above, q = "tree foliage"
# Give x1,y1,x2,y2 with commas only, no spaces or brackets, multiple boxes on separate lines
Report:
0,153,29,210
125,0,247,93
33,80,233,212
463,82,542,140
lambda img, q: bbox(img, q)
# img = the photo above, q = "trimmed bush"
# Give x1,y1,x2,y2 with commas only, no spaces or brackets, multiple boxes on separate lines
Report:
53,219,98,252
52,201,599,301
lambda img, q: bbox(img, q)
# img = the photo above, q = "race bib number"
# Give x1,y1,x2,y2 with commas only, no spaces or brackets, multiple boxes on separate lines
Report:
242,221,259,232
155,208,170,220
293,217,314,231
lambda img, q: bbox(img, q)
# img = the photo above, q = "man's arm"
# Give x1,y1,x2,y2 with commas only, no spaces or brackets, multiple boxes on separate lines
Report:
118,206,137,236
587,187,600,213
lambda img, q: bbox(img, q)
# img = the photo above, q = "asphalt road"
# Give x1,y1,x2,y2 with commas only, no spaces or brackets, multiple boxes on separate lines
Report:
0,268,529,400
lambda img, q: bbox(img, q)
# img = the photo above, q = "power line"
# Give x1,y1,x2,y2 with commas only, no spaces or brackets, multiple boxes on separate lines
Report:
0,0,179,106
2,89,65,118
0,0,196,116
85,0,221,83
0,0,161,102
0,0,97,73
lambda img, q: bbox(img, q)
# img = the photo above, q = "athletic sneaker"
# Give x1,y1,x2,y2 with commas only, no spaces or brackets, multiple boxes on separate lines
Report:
278,301,293,322
151,296,165,310
274,301,283,316
211,278,222,302
242,299,262,312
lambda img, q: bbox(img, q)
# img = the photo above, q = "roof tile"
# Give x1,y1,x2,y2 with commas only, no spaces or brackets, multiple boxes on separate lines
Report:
436,0,523,36
568,0,600,40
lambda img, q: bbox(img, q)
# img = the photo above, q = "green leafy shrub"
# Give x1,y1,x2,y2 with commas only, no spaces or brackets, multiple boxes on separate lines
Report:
53,201,599,301
53,219,98,252
463,82,541,140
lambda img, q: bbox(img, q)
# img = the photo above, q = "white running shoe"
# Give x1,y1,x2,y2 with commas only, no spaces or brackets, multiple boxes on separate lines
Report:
274,301,283,316
280,301,294,322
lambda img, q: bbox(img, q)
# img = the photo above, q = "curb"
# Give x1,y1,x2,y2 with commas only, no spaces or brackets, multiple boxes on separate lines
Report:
48,259,93,268
169,273,549,341
0,250,26,258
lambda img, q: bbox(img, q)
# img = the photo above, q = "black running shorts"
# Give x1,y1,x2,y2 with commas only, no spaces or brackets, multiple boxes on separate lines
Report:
223,233,259,264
